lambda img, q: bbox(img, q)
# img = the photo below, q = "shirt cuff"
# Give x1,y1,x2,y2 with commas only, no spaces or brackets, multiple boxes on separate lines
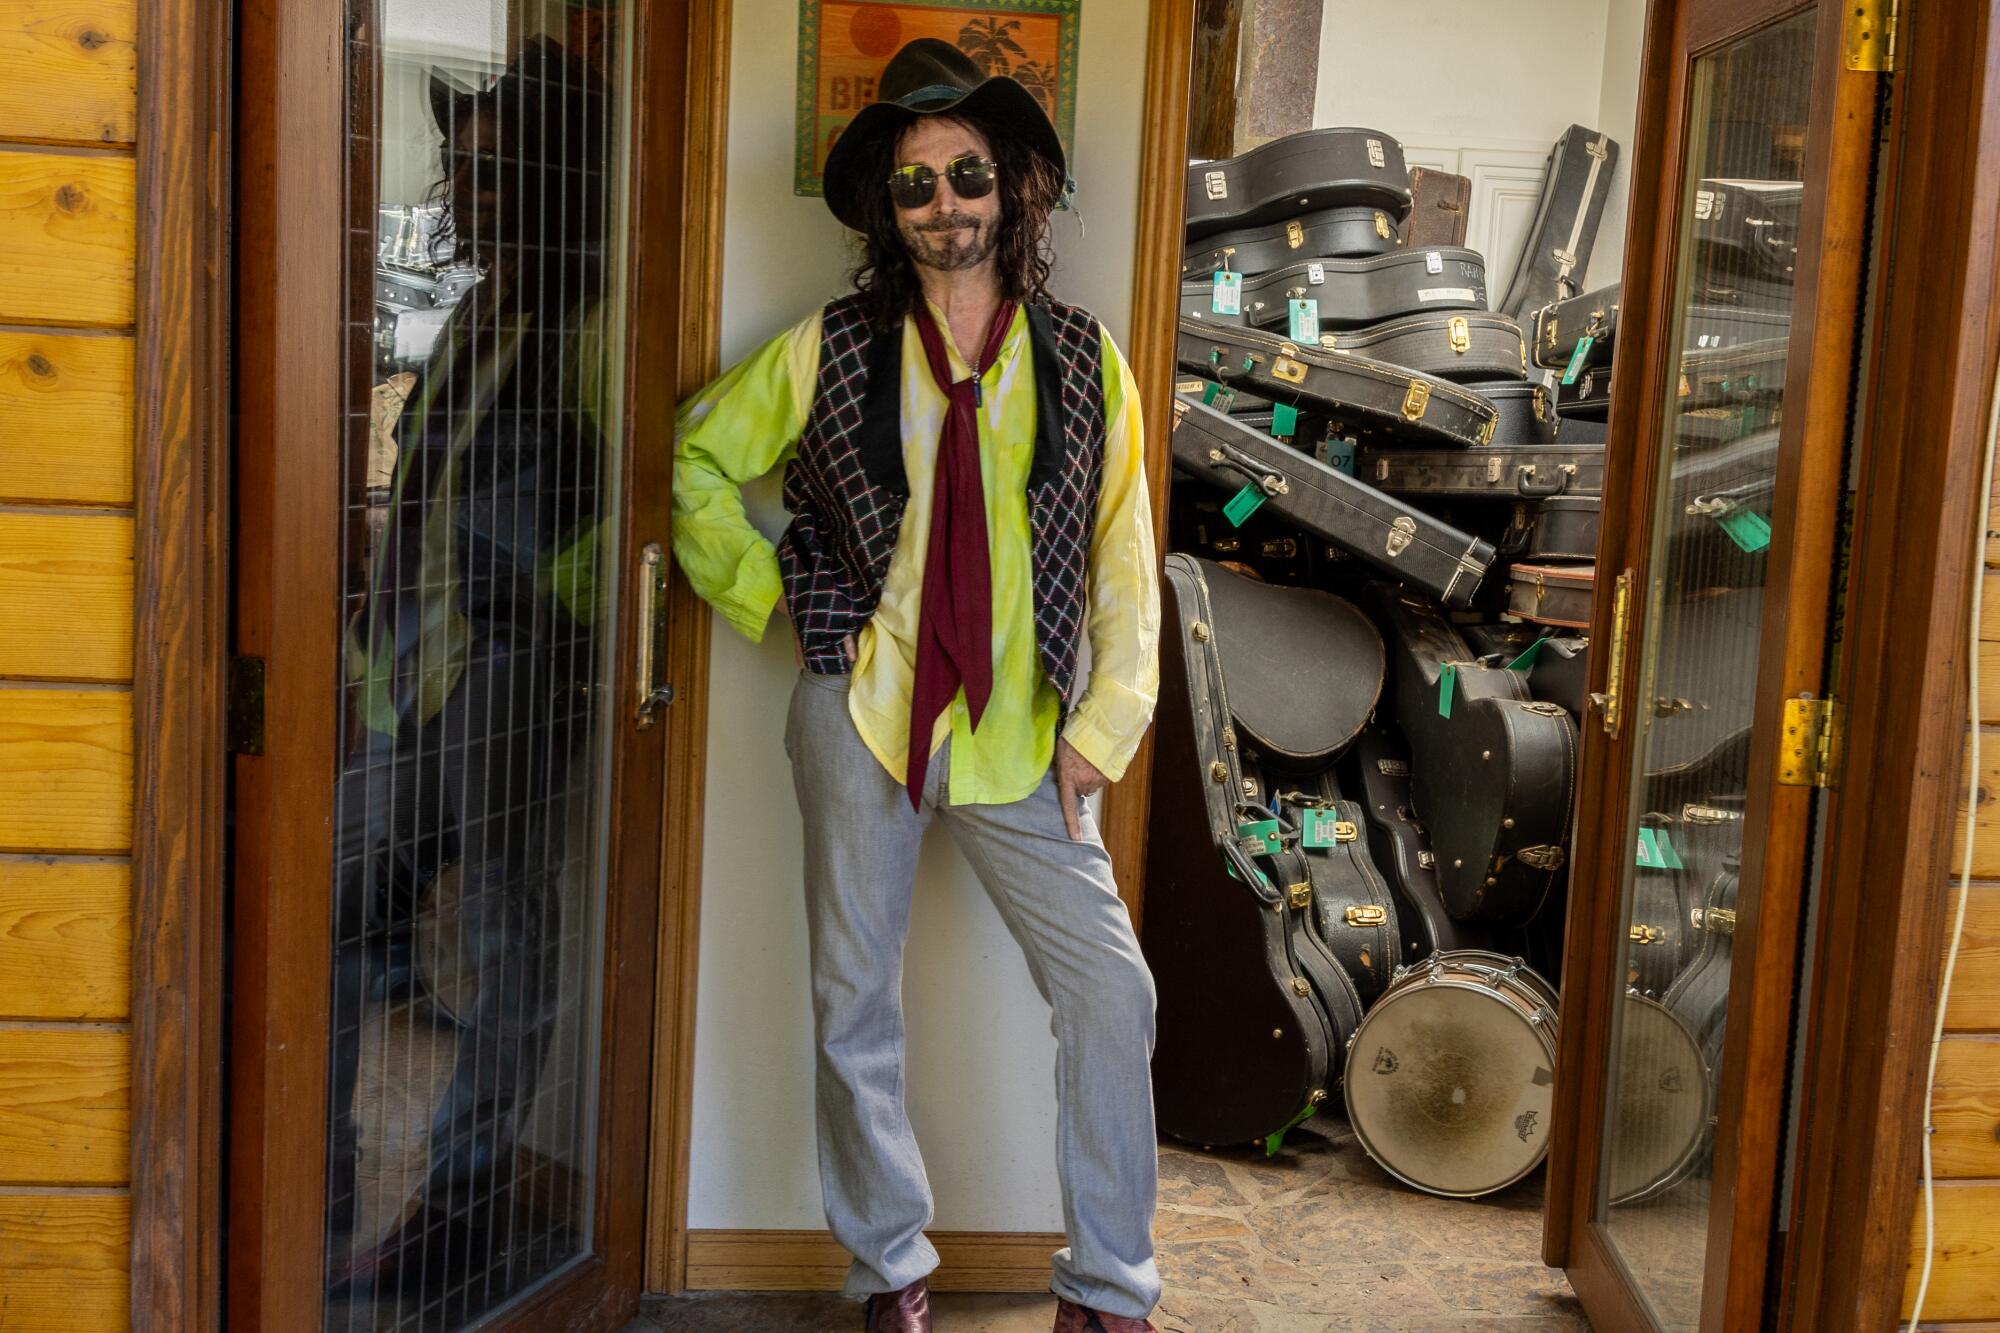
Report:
709,548,783,643
1060,679,1155,783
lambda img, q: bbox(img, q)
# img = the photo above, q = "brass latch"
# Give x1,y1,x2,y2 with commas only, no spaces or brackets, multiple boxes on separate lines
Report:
1271,356,1306,385
1287,881,1313,910
1333,820,1359,843
1345,904,1388,927
1286,219,1304,249
1448,316,1470,353
1692,906,1737,936
1291,976,1311,996
1401,380,1432,421
1629,924,1664,945
1844,0,1896,71
1777,695,1844,788
1374,211,1392,239
1590,570,1633,737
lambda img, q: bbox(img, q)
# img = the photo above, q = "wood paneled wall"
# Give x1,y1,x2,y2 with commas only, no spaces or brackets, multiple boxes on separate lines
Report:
0,1,139,1328
1906,479,2000,1326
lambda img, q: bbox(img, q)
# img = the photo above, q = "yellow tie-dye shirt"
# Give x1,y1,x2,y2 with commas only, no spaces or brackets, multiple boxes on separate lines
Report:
671,300,1160,806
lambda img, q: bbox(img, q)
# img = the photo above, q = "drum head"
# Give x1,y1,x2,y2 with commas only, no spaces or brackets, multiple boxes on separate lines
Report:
1605,994,1710,1203
1345,980,1557,1197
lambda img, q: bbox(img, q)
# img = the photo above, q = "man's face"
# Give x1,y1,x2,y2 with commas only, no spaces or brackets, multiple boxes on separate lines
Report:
891,117,1001,275
448,107,504,246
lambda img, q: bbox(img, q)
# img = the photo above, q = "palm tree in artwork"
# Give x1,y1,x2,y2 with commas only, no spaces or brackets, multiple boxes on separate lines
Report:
1010,57,1056,114
957,16,1027,76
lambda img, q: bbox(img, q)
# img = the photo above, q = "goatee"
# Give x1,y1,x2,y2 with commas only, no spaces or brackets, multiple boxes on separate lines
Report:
900,213,997,273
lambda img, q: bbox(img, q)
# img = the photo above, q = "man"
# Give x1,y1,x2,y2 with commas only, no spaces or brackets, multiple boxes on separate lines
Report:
671,37,1163,1333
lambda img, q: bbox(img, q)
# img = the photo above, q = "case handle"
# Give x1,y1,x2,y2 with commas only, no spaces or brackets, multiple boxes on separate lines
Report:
1515,465,1571,499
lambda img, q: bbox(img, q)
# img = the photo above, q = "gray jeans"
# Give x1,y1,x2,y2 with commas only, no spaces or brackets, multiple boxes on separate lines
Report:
784,670,1162,1319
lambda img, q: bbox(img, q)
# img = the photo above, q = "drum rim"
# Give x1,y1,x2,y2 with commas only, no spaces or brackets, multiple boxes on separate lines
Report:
1394,949,1561,1012
1342,974,1559,1198
1604,991,1714,1206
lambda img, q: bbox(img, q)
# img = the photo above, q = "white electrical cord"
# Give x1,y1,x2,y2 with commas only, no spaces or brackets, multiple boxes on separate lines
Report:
1904,347,2000,1330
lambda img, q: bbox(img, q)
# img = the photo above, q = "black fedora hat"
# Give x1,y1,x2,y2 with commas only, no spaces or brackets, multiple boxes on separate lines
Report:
820,36,1066,232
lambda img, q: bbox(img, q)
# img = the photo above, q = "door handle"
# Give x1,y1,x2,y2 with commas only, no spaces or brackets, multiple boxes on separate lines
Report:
635,542,674,728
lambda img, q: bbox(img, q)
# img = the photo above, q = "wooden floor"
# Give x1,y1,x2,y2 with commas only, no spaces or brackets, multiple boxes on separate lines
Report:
629,1122,1592,1332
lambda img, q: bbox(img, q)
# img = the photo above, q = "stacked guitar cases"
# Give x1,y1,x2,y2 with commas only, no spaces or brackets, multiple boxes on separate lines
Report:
1147,124,1630,1192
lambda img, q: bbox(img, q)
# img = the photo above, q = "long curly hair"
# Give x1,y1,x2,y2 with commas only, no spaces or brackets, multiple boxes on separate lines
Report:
847,107,1066,330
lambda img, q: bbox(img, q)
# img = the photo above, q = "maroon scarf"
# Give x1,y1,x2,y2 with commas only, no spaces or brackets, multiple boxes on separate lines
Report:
904,299,1017,809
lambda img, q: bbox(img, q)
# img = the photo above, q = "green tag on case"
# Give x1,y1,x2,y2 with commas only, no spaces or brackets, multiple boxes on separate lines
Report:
1223,483,1267,527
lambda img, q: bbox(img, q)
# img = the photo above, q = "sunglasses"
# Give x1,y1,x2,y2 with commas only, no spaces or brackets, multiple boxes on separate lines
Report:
886,154,998,210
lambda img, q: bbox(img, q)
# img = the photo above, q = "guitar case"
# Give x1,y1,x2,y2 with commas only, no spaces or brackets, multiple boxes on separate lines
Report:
1170,395,1496,608
1186,127,1413,240
1406,166,1472,246
1663,850,1741,1079
1359,441,1603,503
1182,206,1404,279
1463,624,1592,719
1348,723,1523,964
1365,584,1578,925
1555,364,1613,422
1506,562,1595,629
1498,125,1620,319
1255,766,1402,1004
1144,554,1356,1146
1692,177,1803,301
1476,380,1559,443
1327,311,1528,383
1169,491,1325,587
1525,495,1601,561
1179,319,1499,448
1626,844,1691,998
1227,250,1492,330
1533,282,1621,372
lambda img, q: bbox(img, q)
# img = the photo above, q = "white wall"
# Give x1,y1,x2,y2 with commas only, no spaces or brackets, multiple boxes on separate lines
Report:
1587,0,1652,291
1308,0,1647,304
685,0,1149,1232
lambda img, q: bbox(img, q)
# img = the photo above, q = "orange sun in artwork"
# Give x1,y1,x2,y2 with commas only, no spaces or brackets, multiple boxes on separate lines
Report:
848,4,903,58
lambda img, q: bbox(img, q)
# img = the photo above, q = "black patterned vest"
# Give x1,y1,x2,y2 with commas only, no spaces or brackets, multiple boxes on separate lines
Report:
776,292,1108,705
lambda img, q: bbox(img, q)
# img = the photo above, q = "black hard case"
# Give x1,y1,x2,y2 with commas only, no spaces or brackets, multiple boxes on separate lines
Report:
1366,585,1578,925
1178,319,1498,448
1248,766,1401,1005
1348,724,1523,964
1692,177,1803,302
1555,365,1612,422
1232,249,1490,330
1525,495,1601,561
1181,205,1404,279
1186,127,1413,240
1471,380,1559,444
1327,311,1528,383
1170,395,1496,608
1358,442,1603,503
1462,624,1592,718
1144,554,1349,1146
1532,282,1621,372
1498,125,1620,319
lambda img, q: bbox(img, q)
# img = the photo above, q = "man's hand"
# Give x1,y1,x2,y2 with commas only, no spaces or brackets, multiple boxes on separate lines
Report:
1055,737,1108,842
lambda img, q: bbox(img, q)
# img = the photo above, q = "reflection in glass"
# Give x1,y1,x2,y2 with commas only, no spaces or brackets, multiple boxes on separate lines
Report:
324,6,627,1329
1595,12,1814,1330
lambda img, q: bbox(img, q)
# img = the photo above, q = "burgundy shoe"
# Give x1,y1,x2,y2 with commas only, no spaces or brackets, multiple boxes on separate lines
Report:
862,1277,932,1332
1052,1297,1158,1332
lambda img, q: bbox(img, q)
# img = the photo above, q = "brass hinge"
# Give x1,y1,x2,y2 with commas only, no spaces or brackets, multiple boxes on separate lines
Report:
1844,0,1896,71
1778,695,1844,788
226,655,266,756
1589,570,1634,737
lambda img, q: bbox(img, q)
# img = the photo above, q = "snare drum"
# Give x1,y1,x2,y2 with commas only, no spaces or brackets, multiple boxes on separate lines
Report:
1343,951,1560,1198
1604,990,1711,1204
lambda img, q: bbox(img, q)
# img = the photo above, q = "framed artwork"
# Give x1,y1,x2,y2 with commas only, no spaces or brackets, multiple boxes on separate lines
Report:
794,0,1081,196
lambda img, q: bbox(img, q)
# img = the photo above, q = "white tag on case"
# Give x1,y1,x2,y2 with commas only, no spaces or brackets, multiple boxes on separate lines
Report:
1425,251,1444,275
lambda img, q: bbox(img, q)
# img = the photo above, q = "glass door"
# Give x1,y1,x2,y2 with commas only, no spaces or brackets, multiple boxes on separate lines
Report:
1547,1,1885,1328
232,1,681,1329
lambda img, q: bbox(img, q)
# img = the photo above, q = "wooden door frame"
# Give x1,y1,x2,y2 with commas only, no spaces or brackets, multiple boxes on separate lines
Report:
1779,4,2000,1327
229,2,687,1327
1540,0,1891,1329
129,0,233,1328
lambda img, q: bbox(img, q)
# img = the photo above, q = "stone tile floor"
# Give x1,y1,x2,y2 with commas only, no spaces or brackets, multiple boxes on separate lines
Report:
629,1117,1592,1331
